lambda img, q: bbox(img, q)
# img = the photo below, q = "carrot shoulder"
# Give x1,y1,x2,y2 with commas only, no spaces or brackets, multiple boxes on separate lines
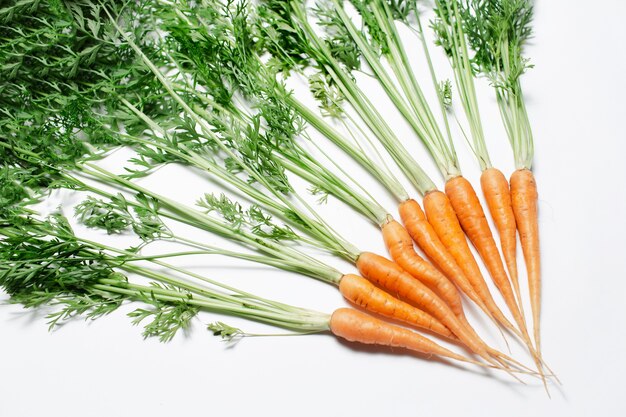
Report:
338,274,453,338
510,168,541,352
381,219,464,318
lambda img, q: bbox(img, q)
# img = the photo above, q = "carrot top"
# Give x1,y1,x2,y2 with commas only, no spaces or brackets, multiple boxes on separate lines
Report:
458,0,535,170
432,0,492,171
258,0,443,194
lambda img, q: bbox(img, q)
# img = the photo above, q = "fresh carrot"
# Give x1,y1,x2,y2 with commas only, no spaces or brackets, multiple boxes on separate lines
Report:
357,252,527,373
330,308,487,366
445,175,527,334
453,0,547,363
398,199,495,313
444,175,549,384
355,251,498,363
481,168,524,309
339,274,453,339
331,309,532,378
510,168,541,353
381,219,464,318
422,189,519,336
381,222,528,364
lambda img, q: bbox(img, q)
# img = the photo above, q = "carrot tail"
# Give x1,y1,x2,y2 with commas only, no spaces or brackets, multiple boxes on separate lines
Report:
445,176,528,336
329,308,494,369
488,348,538,375
381,219,465,317
338,274,453,339
510,169,542,356
422,190,519,337
481,168,525,314
355,252,495,362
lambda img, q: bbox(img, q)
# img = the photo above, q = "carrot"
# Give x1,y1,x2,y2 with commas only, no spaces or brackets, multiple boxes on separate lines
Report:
481,168,524,310
445,175,527,336
330,308,485,366
350,251,527,374
510,168,541,353
355,251,496,362
381,219,464,318
422,189,519,335
398,200,497,315
338,274,453,339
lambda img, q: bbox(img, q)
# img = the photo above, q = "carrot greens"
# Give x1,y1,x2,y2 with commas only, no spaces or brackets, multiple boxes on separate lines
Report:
457,0,535,170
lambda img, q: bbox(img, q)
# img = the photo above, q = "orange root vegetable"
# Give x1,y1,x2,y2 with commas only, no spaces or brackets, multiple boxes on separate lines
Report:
398,199,498,315
339,274,453,338
510,168,541,353
445,175,527,337
381,219,464,317
422,190,518,335
330,308,482,365
355,252,492,360
481,168,523,309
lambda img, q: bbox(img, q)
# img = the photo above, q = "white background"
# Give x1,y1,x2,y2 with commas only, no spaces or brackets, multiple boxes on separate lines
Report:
2,1,626,416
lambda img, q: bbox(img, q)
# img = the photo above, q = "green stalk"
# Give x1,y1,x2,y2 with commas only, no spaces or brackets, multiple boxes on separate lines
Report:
289,1,437,195
0,216,330,331
107,23,361,262
334,0,461,179
433,0,492,170
285,95,409,202
92,282,330,332
78,162,345,284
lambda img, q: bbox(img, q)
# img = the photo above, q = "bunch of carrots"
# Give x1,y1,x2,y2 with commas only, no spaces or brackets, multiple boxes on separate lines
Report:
0,0,554,391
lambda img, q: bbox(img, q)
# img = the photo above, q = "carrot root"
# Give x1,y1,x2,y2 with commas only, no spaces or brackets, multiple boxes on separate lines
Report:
356,252,495,361
481,168,524,310
422,190,519,337
445,175,526,331
339,274,453,339
510,169,543,361
382,219,464,317
329,308,491,369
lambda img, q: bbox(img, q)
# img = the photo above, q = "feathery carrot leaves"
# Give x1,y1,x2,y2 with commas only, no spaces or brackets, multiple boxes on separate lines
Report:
457,0,535,168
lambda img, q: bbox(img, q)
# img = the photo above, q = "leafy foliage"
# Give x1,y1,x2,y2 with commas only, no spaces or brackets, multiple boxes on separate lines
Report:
0,215,127,331
458,0,534,88
130,286,199,343
1,213,197,340
438,79,453,109
198,193,298,241
256,0,313,72
74,193,167,241
0,0,159,155
455,0,535,167
314,0,362,71
207,321,245,340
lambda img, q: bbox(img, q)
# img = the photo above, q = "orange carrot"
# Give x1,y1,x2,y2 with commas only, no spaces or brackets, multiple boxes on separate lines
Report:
330,308,483,365
340,269,521,375
422,189,519,335
338,274,453,339
445,175,527,338
381,219,464,318
399,199,496,313
355,252,494,361
510,168,541,353
481,168,524,309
